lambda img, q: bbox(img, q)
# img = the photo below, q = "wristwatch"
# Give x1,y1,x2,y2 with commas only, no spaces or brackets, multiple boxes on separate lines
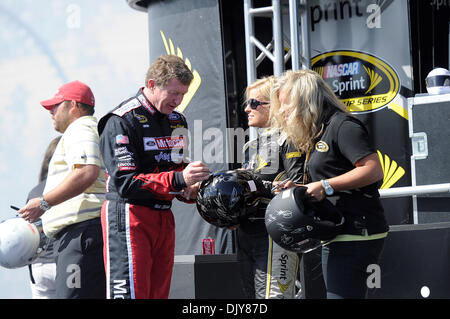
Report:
39,196,51,211
321,179,334,196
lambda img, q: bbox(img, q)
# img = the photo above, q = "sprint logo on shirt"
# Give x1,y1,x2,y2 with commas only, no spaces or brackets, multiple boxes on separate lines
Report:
143,136,185,151
315,141,329,152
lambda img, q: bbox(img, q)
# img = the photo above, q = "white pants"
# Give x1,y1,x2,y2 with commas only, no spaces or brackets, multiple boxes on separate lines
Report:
30,262,57,299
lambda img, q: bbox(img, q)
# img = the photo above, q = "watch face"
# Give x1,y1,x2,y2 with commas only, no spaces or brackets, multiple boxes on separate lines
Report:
322,180,334,195
40,200,49,211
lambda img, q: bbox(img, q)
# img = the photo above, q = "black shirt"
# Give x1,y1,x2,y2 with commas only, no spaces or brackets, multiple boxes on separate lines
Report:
307,110,388,236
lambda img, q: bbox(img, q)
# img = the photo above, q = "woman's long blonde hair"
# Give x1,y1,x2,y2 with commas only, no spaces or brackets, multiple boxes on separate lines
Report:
269,69,347,152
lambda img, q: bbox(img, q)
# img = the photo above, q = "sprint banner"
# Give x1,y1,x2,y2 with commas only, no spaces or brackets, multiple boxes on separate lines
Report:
146,0,233,254
312,51,400,113
308,0,413,224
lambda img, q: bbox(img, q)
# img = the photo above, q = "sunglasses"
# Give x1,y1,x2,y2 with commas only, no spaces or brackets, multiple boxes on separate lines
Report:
246,98,269,109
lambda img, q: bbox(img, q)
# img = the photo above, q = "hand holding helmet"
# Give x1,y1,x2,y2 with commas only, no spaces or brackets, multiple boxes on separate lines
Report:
18,197,47,224
196,169,272,227
0,218,41,269
265,186,344,253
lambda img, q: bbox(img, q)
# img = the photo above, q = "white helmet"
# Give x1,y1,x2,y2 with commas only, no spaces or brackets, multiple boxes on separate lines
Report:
425,67,450,95
0,218,40,269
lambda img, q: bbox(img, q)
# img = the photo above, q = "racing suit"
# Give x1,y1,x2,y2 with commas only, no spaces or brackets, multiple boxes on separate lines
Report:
97,88,191,299
238,128,304,299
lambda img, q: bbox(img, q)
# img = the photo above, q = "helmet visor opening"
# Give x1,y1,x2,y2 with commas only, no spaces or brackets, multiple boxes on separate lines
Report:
426,75,450,88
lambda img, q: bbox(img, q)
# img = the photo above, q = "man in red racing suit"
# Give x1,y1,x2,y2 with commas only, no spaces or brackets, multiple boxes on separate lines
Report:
97,55,210,299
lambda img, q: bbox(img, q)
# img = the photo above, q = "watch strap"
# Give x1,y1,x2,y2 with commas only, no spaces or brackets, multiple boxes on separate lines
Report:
321,179,334,196
39,196,51,211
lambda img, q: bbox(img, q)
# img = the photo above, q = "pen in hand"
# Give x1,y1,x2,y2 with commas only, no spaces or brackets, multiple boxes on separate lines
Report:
271,179,290,192
10,205,20,217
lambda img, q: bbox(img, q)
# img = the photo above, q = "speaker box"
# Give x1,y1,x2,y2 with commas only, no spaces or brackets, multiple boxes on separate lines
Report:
368,223,450,299
408,93,450,223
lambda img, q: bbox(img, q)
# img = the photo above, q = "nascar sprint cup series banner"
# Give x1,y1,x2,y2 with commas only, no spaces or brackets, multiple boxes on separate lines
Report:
308,0,413,224
145,0,234,255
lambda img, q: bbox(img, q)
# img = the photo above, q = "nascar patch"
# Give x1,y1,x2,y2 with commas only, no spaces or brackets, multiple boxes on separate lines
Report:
135,114,148,123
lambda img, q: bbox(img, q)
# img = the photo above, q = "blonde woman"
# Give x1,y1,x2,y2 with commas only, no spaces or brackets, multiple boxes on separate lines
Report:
271,69,388,299
239,76,303,299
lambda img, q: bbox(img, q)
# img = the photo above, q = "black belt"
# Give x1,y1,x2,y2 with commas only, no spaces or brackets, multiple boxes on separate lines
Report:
105,195,172,211
128,199,172,210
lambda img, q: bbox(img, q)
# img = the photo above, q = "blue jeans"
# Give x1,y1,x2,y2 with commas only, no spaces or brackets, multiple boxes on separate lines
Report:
321,238,385,299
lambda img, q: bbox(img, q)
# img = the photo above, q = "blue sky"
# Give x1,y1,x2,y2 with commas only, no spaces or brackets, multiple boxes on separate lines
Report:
0,0,148,298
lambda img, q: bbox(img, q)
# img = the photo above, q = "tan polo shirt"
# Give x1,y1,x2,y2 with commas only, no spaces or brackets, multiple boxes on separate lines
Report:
41,116,106,237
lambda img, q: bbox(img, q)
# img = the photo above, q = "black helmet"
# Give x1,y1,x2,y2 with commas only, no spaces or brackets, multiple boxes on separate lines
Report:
196,170,270,227
265,186,344,253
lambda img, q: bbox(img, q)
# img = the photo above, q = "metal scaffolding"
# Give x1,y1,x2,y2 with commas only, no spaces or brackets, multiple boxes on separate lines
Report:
243,0,311,139
243,0,311,81
242,0,450,226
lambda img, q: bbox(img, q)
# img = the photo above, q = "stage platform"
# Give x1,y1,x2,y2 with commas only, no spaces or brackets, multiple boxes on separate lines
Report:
169,222,450,299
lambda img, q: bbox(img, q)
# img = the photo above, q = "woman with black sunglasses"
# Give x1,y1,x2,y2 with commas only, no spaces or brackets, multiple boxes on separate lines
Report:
236,76,304,299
